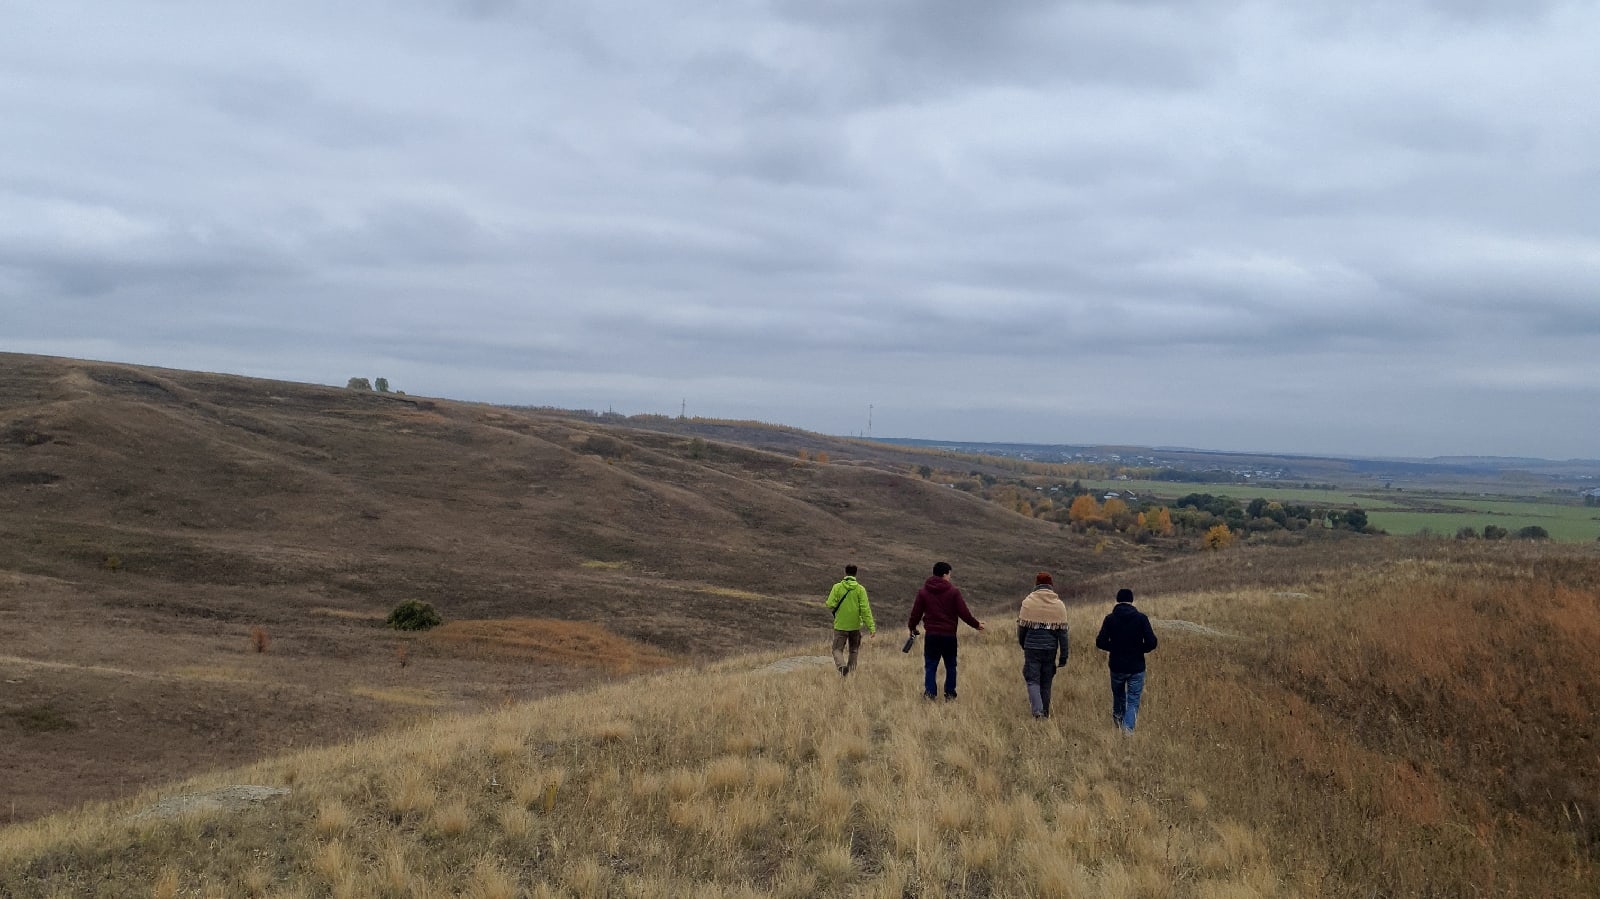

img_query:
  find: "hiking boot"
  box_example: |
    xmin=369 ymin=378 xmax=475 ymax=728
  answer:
xmin=838 ymin=666 xmax=848 ymax=677
xmin=944 ymin=693 xmax=957 ymax=702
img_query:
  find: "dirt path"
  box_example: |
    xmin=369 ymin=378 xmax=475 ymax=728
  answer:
xmin=0 ymin=653 xmax=166 ymax=682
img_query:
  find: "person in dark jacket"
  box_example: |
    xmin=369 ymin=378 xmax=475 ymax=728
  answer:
xmin=907 ymin=561 xmax=984 ymax=700
xmin=1095 ymin=587 xmax=1158 ymax=732
xmin=1017 ymin=572 xmax=1070 ymax=719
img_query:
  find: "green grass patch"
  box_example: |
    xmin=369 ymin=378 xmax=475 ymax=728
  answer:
xmin=1368 ymin=503 xmax=1600 ymax=542
xmin=1075 ymin=480 xmax=1600 ymax=540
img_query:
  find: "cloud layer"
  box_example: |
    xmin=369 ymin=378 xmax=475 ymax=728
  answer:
xmin=5 ymin=0 xmax=1598 ymax=457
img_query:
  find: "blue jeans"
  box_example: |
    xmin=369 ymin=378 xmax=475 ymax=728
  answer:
xmin=923 ymin=634 xmax=959 ymax=697
xmin=1110 ymin=671 xmax=1146 ymax=731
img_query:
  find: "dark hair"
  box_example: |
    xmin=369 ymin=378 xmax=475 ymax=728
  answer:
xmin=844 ymin=564 xmax=858 ymax=576
xmin=933 ymin=561 xmax=952 ymax=577
xmin=1116 ymin=588 xmax=1134 ymax=603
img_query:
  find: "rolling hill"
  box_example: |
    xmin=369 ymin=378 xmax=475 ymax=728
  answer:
xmin=2 ymin=538 xmax=1597 ymax=897
xmin=3 ymin=354 xmax=1599 ymax=896
xmin=0 ymin=352 xmax=1133 ymax=821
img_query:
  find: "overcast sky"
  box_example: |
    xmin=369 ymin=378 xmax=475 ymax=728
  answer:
xmin=4 ymin=1 xmax=1598 ymax=459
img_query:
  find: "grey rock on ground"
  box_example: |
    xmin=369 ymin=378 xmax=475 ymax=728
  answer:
xmin=131 ymin=785 xmax=291 ymax=821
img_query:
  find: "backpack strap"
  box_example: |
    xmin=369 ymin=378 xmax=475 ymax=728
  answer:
xmin=830 ymin=583 xmax=858 ymax=626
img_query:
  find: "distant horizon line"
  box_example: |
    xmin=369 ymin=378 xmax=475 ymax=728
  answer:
xmin=4 ymin=349 xmax=1593 ymax=469
xmin=862 ymin=435 xmax=1600 ymax=469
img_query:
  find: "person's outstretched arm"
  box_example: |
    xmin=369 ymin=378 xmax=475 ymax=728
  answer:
xmin=954 ymin=590 xmax=984 ymax=631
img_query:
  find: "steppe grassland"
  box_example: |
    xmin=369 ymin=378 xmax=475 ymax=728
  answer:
xmin=3 ymin=546 xmax=1597 ymax=897
xmin=2 ymin=625 xmax=1279 ymax=897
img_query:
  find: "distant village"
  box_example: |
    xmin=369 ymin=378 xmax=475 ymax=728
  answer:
xmin=885 ymin=438 xmax=1600 ymax=493
xmin=929 ymin=442 xmax=1295 ymax=483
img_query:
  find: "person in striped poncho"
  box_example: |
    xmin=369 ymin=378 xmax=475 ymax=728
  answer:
xmin=1017 ymin=572 xmax=1070 ymax=719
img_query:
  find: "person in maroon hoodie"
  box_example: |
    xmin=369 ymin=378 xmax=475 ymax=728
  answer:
xmin=907 ymin=561 xmax=985 ymax=700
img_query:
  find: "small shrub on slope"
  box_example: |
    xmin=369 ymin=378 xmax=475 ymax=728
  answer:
xmin=387 ymin=600 xmax=442 ymax=631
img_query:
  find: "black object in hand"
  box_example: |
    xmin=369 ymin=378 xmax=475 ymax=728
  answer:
xmin=902 ymin=629 xmax=918 ymax=653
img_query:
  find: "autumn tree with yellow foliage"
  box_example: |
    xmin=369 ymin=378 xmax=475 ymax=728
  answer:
xmin=1139 ymin=507 xmax=1175 ymax=536
xmin=1068 ymin=494 xmax=1102 ymax=524
xmin=1204 ymin=524 xmax=1236 ymax=551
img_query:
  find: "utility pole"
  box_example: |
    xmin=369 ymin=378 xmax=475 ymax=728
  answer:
xmin=680 ymin=398 xmax=686 ymax=419
xmin=867 ymin=404 xmax=873 ymax=440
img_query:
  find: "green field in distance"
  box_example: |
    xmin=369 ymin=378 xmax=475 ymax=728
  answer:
xmin=1079 ymin=480 xmax=1600 ymax=542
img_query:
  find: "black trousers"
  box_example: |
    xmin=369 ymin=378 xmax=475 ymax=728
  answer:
xmin=923 ymin=634 xmax=959 ymax=697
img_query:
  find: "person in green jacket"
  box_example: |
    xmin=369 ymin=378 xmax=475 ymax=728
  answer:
xmin=827 ymin=564 xmax=876 ymax=676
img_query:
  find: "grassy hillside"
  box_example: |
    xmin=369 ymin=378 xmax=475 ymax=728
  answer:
xmin=0 ymin=352 xmax=1138 ymax=821
xmin=3 ymin=541 xmax=1596 ymax=897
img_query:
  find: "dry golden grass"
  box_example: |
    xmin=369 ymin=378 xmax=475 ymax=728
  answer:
xmin=2 ymin=543 xmax=1597 ymax=897
xmin=347 ymin=685 xmax=444 ymax=707
xmin=167 ymin=665 xmax=252 ymax=683
xmin=308 ymin=607 xmax=386 ymax=622
xmin=426 ymin=618 xmax=676 ymax=672
xmin=703 ymin=586 xmax=767 ymax=601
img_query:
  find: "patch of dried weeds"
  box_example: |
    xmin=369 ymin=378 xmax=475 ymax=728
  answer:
xmin=426 ymin=618 xmax=676 ymax=673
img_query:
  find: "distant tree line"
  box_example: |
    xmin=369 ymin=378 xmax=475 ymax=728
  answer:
xmin=1169 ymin=493 xmax=1370 ymax=535
xmin=1150 ymin=468 xmax=1237 ymax=484
xmin=927 ymin=468 xmax=1382 ymax=547
xmin=1146 ymin=469 xmax=1341 ymax=489
xmin=1453 ymin=524 xmax=1549 ymax=541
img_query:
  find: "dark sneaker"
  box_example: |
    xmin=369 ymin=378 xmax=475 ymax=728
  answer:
xmin=923 ymin=692 xmax=937 ymax=701
xmin=839 ymin=666 xmax=848 ymax=677
xmin=944 ymin=693 xmax=957 ymax=702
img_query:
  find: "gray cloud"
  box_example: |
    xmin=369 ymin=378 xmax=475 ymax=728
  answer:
xmin=4 ymin=0 xmax=1599 ymax=457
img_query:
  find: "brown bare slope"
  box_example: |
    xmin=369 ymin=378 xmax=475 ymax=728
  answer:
xmin=0 ymin=352 xmax=1129 ymax=820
